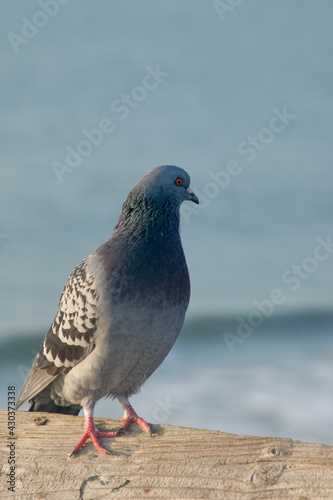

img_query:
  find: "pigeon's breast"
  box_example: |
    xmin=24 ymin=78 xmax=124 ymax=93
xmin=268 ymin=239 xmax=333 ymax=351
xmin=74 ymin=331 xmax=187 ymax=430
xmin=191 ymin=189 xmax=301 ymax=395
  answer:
xmin=84 ymin=229 xmax=191 ymax=396
xmin=100 ymin=226 xmax=191 ymax=310
xmin=96 ymin=297 xmax=187 ymax=396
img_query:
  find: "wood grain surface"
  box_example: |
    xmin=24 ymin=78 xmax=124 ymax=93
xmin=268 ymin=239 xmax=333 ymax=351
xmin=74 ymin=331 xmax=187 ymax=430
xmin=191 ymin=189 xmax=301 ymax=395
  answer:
xmin=1 ymin=410 xmax=333 ymax=499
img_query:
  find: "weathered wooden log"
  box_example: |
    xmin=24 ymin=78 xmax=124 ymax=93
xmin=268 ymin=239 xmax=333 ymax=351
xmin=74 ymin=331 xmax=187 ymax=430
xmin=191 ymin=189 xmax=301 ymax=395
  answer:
xmin=1 ymin=409 xmax=333 ymax=498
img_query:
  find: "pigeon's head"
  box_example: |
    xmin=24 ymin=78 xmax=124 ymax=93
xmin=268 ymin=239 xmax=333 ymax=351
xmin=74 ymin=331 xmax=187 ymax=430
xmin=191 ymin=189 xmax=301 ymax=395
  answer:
xmin=132 ymin=165 xmax=199 ymax=207
xmin=116 ymin=166 xmax=199 ymax=230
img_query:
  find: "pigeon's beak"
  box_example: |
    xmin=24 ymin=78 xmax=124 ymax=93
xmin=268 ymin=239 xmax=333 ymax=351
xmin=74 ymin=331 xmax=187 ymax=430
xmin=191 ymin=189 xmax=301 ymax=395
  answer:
xmin=185 ymin=187 xmax=199 ymax=205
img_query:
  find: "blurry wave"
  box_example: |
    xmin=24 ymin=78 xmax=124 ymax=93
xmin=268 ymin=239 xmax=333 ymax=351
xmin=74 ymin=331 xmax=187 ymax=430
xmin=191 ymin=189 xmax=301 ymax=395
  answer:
xmin=182 ymin=306 xmax=333 ymax=338
xmin=2 ymin=306 xmax=332 ymax=360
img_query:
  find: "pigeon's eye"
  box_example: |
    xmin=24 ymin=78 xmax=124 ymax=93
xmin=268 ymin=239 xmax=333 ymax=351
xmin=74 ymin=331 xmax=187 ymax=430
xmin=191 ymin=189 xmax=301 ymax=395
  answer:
xmin=175 ymin=177 xmax=183 ymax=186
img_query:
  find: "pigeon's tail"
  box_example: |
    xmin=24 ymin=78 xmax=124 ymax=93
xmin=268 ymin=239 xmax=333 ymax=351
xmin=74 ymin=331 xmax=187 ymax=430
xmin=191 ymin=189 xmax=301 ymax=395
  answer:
xmin=29 ymin=398 xmax=81 ymax=415
xmin=28 ymin=382 xmax=81 ymax=415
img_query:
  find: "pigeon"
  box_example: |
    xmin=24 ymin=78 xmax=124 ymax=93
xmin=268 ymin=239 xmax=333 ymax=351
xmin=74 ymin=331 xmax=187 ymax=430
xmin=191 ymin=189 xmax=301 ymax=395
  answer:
xmin=16 ymin=165 xmax=199 ymax=456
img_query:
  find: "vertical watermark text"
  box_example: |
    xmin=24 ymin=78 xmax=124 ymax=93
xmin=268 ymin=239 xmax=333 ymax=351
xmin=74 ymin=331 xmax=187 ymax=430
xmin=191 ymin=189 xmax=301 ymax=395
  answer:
xmin=7 ymin=386 xmax=16 ymax=493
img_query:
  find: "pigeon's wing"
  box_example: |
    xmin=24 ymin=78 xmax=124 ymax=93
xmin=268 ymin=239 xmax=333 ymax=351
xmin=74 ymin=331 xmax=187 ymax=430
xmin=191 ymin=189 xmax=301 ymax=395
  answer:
xmin=16 ymin=257 xmax=98 ymax=409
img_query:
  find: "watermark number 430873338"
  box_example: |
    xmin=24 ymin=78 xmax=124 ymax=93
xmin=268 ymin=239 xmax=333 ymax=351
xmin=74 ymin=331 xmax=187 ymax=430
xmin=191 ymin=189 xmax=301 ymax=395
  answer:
xmin=7 ymin=386 xmax=16 ymax=494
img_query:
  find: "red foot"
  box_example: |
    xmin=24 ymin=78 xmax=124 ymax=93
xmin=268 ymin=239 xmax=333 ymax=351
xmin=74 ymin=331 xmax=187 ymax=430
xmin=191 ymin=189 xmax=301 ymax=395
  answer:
xmin=70 ymin=415 xmax=117 ymax=457
xmin=70 ymin=406 xmax=151 ymax=457
xmin=118 ymin=404 xmax=152 ymax=436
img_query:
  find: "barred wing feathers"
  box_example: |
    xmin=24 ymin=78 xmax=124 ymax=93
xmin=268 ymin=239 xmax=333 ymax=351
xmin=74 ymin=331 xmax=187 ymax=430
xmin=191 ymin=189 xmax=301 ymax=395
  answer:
xmin=16 ymin=258 xmax=98 ymax=409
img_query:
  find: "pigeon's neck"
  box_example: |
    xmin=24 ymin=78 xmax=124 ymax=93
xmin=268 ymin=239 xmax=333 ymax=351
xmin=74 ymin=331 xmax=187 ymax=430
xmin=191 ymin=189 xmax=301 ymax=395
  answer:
xmin=96 ymin=196 xmax=187 ymax=288
xmin=114 ymin=196 xmax=180 ymax=236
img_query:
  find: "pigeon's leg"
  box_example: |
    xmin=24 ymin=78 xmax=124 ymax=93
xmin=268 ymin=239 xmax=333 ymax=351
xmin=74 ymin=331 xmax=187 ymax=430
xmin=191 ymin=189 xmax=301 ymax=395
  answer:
xmin=116 ymin=394 xmax=152 ymax=436
xmin=70 ymin=409 xmax=117 ymax=457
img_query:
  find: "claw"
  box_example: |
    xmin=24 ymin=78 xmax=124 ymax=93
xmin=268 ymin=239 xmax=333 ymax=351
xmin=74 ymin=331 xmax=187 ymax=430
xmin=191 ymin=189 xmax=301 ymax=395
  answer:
xmin=117 ymin=403 xmax=151 ymax=435
xmin=70 ymin=404 xmax=151 ymax=457
xmin=69 ymin=414 xmax=116 ymax=457
xmin=115 ymin=428 xmax=126 ymax=436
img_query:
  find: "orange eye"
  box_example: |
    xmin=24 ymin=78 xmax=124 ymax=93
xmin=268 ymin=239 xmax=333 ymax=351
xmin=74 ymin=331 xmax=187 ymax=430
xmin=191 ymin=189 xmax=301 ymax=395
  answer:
xmin=175 ymin=177 xmax=183 ymax=186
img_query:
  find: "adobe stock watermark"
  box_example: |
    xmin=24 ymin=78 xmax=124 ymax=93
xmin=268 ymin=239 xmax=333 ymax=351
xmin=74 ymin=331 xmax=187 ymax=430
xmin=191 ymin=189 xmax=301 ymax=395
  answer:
xmin=0 ymin=233 xmax=8 ymax=244
xmin=223 ymin=235 xmax=333 ymax=353
xmin=237 ymin=107 xmax=296 ymax=162
xmin=17 ymin=348 xmax=38 ymax=384
xmin=213 ymin=0 xmax=244 ymax=22
xmin=52 ymin=64 xmax=169 ymax=183
xmin=181 ymin=106 xmax=296 ymax=224
xmin=151 ymin=396 xmax=179 ymax=424
xmin=7 ymin=0 xmax=70 ymax=54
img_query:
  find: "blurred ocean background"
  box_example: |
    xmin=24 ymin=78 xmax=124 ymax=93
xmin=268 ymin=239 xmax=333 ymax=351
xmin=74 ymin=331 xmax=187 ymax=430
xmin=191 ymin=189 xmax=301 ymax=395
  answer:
xmin=1 ymin=1 xmax=332 ymax=445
